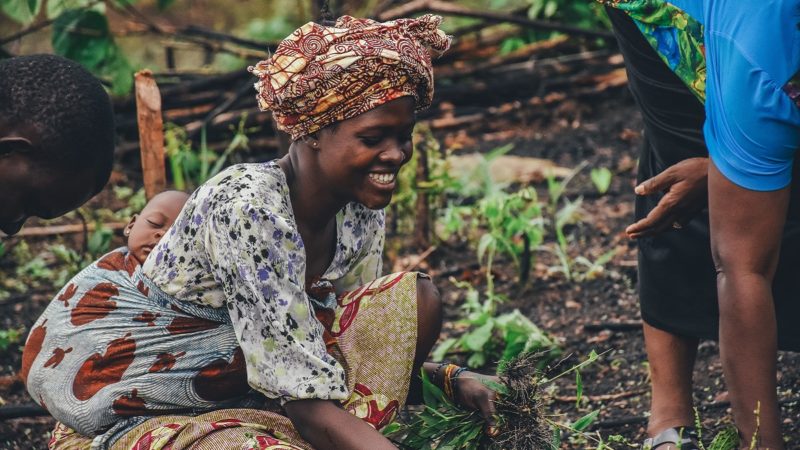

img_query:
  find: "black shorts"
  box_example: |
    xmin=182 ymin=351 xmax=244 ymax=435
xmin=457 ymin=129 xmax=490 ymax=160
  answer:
xmin=607 ymin=6 xmax=800 ymax=350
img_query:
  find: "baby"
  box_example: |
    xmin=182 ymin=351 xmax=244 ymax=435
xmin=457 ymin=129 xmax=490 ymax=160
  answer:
xmin=123 ymin=190 xmax=189 ymax=265
xmin=21 ymin=190 xmax=193 ymax=438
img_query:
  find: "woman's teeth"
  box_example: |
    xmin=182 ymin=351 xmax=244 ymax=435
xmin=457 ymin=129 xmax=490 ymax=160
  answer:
xmin=369 ymin=173 xmax=396 ymax=185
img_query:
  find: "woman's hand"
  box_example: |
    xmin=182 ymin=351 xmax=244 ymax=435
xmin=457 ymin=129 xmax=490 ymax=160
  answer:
xmin=454 ymin=371 xmax=499 ymax=435
xmin=626 ymin=157 xmax=708 ymax=238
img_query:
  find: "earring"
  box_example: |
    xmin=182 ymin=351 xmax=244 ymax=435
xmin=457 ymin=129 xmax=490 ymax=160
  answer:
xmin=311 ymin=141 xmax=319 ymax=148
xmin=124 ymin=229 xmax=130 ymax=236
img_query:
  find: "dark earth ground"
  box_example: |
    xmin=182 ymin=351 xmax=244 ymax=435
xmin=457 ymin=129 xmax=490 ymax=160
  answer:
xmin=1 ymin=87 xmax=798 ymax=449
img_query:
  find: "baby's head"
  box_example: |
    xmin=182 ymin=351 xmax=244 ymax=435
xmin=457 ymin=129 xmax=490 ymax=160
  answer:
xmin=124 ymin=190 xmax=189 ymax=264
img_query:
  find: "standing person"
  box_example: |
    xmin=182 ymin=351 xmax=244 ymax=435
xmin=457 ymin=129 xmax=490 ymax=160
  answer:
xmin=0 ymin=54 xmax=116 ymax=236
xmin=24 ymin=15 xmax=498 ymax=450
xmin=602 ymin=1 xmax=800 ymax=448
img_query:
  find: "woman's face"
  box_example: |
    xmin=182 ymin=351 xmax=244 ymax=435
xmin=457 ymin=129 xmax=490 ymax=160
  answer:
xmin=315 ymin=97 xmax=416 ymax=209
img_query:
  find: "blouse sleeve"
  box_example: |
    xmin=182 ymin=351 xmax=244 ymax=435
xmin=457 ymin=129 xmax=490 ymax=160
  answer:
xmin=702 ymin=7 xmax=800 ymax=191
xmin=205 ymin=199 xmax=348 ymax=402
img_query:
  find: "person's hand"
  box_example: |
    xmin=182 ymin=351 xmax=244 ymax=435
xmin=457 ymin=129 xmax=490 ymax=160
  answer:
xmin=626 ymin=157 xmax=708 ymax=238
xmin=454 ymin=371 xmax=500 ymax=436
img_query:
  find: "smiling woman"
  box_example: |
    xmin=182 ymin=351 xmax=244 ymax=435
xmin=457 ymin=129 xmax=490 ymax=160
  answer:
xmin=23 ymin=14 xmax=500 ymax=450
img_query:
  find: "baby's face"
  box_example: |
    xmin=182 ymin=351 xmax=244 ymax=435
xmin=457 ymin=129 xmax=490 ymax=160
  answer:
xmin=125 ymin=191 xmax=188 ymax=264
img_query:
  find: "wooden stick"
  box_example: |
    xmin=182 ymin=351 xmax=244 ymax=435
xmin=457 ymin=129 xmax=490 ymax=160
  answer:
xmin=135 ymin=70 xmax=167 ymax=200
xmin=12 ymin=222 xmax=128 ymax=238
xmin=402 ymin=246 xmax=438 ymax=272
xmin=0 ymin=404 xmax=49 ymax=420
xmin=554 ymin=388 xmax=647 ymax=403
xmin=380 ymin=0 xmax=614 ymax=40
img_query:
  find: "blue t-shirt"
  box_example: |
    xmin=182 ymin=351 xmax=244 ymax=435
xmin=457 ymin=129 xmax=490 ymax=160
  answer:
xmin=671 ymin=0 xmax=800 ymax=191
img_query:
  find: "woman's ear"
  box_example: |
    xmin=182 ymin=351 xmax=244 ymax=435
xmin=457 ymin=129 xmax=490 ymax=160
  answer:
xmin=0 ymin=136 xmax=33 ymax=158
xmin=302 ymin=132 xmax=320 ymax=149
xmin=124 ymin=215 xmax=137 ymax=237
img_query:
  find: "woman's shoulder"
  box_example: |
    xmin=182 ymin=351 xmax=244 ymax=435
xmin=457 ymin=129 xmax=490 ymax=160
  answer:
xmin=194 ymin=161 xmax=290 ymax=212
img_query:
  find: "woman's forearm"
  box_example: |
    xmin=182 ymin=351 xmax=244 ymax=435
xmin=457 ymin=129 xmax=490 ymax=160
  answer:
xmin=284 ymin=399 xmax=396 ymax=450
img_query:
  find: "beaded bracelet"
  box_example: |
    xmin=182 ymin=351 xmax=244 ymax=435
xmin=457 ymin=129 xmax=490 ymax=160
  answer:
xmin=450 ymin=366 xmax=469 ymax=401
xmin=432 ymin=361 xmax=450 ymax=386
xmin=443 ymin=364 xmax=460 ymax=399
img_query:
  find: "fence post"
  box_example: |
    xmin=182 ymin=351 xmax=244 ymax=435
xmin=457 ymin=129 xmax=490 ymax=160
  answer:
xmin=135 ymin=70 xmax=166 ymax=200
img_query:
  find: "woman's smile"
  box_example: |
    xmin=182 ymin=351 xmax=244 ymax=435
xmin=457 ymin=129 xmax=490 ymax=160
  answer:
xmin=368 ymin=171 xmax=397 ymax=187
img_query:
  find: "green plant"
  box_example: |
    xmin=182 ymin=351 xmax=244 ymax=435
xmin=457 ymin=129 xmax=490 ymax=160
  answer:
xmin=476 ymin=187 xmax=545 ymax=286
xmin=432 ymin=278 xmax=558 ymax=368
xmin=545 ymin=167 xmax=586 ymax=280
xmin=49 ymin=243 xmax=85 ymax=286
xmin=389 ymin=125 xmax=462 ymax=236
xmin=113 ymin=186 xmax=147 ymax=221
xmin=0 ymin=328 xmax=22 ymax=351
xmin=165 ymin=116 xmax=252 ymax=191
xmin=435 ymin=146 xmax=545 ymax=285
xmin=590 ymin=167 xmax=613 ymax=195
xmin=572 ymin=249 xmax=616 ymax=281
xmin=87 ymin=224 xmax=114 ymax=258
xmin=0 ymin=0 xmax=136 ymax=94
xmin=389 ymin=351 xmax=609 ymax=450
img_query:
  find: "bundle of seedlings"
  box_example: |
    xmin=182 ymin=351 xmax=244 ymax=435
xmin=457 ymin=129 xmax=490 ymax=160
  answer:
xmin=387 ymin=351 xmax=600 ymax=450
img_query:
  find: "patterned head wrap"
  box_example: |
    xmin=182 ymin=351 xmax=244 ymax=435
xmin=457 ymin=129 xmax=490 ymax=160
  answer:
xmin=249 ymin=14 xmax=451 ymax=140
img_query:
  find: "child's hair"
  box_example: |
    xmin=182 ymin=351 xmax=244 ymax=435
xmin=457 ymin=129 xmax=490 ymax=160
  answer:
xmin=0 ymin=54 xmax=115 ymax=194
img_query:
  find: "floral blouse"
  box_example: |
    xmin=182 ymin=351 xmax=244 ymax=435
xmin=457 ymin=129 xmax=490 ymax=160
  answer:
xmin=141 ymin=161 xmax=385 ymax=402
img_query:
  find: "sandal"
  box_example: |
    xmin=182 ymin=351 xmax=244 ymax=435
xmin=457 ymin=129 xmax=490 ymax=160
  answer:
xmin=642 ymin=426 xmax=701 ymax=450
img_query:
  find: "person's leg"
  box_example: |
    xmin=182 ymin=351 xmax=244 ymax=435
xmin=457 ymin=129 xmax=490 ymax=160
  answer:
xmin=407 ymin=275 xmax=443 ymax=404
xmin=605 ymin=6 xmax=709 ymax=446
xmin=643 ymin=323 xmax=698 ymax=437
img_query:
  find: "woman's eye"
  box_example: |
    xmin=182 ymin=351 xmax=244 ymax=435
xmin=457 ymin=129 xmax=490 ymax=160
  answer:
xmin=146 ymin=219 xmax=164 ymax=228
xmin=359 ymin=136 xmax=382 ymax=146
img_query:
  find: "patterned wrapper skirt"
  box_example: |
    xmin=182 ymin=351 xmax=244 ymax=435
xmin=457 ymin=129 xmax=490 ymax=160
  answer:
xmin=22 ymin=249 xmax=419 ymax=449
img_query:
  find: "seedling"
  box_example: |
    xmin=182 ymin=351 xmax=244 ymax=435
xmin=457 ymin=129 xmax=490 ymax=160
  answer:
xmin=432 ymin=278 xmax=558 ymax=368
xmin=590 ymin=167 xmax=613 ymax=195
xmin=165 ymin=115 xmax=251 ymax=191
xmin=389 ymin=351 xmax=607 ymax=450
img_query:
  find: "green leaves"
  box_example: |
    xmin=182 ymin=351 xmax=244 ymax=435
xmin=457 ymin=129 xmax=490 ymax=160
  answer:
xmin=1 ymin=0 xmax=42 ymax=25
xmin=53 ymin=9 xmax=111 ymax=69
xmin=0 ymin=327 xmax=23 ymax=351
xmin=157 ymin=0 xmax=176 ymax=10
xmin=388 ymin=368 xmax=486 ymax=450
xmin=432 ymin=280 xmax=558 ymax=368
xmin=87 ymin=224 xmax=113 ymax=257
xmin=464 ymin=320 xmax=494 ymax=352
xmin=590 ymin=167 xmax=613 ymax=194
xmin=571 ymin=410 xmax=599 ymax=432
xmin=46 ymin=0 xmax=92 ymax=19
xmin=52 ymin=8 xmax=133 ymax=95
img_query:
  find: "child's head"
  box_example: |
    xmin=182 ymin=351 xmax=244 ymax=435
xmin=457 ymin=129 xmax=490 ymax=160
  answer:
xmin=0 ymin=54 xmax=116 ymax=236
xmin=124 ymin=190 xmax=190 ymax=264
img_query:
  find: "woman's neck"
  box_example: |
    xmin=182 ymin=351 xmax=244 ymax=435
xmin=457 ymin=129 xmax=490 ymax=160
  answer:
xmin=278 ymin=151 xmax=344 ymax=232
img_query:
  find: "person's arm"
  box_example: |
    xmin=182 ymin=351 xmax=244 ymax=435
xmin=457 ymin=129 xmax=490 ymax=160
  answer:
xmin=285 ymin=399 xmax=397 ymax=450
xmin=707 ymin=161 xmax=788 ymax=446
xmin=626 ymin=157 xmax=708 ymax=238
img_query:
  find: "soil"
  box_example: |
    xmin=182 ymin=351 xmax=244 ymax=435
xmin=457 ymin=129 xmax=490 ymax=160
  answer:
xmin=1 ymin=86 xmax=798 ymax=449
